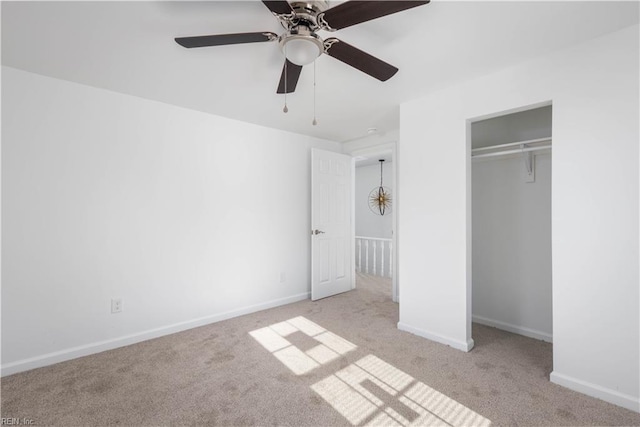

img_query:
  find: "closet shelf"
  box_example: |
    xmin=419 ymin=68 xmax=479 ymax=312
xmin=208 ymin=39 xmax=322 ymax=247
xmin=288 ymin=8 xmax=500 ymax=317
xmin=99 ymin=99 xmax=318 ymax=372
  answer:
xmin=472 ymin=137 xmax=551 ymax=159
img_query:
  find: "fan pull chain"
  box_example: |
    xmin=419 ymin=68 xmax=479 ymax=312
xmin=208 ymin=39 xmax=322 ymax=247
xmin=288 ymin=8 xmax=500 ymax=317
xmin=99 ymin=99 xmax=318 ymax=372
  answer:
xmin=283 ymin=47 xmax=289 ymax=113
xmin=312 ymin=60 xmax=317 ymax=126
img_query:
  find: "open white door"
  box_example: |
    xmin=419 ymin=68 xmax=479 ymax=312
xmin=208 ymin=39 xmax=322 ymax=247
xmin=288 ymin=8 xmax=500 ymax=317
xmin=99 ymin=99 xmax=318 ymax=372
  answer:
xmin=311 ymin=148 xmax=353 ymax=301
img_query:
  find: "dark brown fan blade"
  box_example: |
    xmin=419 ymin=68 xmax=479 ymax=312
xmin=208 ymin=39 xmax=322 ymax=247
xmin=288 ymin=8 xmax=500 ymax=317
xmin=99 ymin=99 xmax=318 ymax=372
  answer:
xmin=277 ymin=59 xmax=303 ymax=94
xmin=324 ymin=38 xmax=398 ymax=81
xmin=320 ymin=1 xmax=429 ymax=30
xmin=175 ymin=32 xmax=277 ymax=48
xmin=262 ymin=0 xmax=294 ymax=15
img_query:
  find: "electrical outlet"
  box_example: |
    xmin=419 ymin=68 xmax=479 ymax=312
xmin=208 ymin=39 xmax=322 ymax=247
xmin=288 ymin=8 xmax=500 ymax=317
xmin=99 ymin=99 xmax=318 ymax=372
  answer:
xmin=111 ymin=298 xmax=123 ymax=314
xmin=279 ymin=272 xmax=286 ymax=283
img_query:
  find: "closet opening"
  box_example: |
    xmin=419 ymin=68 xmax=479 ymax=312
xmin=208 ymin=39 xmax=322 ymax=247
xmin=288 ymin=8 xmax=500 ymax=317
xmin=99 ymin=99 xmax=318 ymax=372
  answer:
xmin=469 ymin=104 xmax=553 ymax=355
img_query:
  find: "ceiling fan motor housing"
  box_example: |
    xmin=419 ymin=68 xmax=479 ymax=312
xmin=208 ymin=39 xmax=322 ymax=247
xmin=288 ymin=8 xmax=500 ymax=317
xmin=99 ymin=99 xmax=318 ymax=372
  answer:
xmin=288 ymin=1 xmax=331 ymax=29
xmin=275 ymin=1 xmax=331 ymax=66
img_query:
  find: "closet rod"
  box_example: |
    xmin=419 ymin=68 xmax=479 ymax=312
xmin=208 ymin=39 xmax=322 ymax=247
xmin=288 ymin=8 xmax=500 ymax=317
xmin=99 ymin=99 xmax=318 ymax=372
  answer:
xmin=472 ymin=144 xmax=551 ymax=159
xmin=471 ymin=137 xmax=552 ymax=154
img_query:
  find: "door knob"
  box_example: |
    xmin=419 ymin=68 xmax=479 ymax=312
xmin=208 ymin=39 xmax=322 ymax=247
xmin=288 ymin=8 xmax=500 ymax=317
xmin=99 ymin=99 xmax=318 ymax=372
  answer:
xmin=312 ymin=229 xmax=325 ymax=235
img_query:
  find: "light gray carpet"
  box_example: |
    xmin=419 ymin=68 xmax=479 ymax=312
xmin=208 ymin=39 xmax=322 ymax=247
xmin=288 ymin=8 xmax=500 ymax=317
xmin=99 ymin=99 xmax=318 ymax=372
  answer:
xmin=2 ymin=272 xmax=640 ymax=426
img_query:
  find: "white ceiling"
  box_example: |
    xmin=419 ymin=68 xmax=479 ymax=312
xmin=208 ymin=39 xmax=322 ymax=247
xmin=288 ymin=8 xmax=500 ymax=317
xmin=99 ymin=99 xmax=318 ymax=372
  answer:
xmin=2 ymin=1 xmax=638 ymax=142
xmin=355 ymin=151 xmax=392 ymax=167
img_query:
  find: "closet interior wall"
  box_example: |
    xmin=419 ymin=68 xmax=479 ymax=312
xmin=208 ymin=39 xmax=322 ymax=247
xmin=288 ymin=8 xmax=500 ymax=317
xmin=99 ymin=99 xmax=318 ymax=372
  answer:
xmin=471 ymin=106 xmax=553 ymax=342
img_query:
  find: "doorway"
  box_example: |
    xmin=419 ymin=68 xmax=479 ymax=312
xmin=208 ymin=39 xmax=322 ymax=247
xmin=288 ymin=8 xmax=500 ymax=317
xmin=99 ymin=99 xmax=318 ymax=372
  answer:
xmin=351 ymin=144 xmax=398 ymax=302
xmin=470 ymin=104 xmax=553 ymax=344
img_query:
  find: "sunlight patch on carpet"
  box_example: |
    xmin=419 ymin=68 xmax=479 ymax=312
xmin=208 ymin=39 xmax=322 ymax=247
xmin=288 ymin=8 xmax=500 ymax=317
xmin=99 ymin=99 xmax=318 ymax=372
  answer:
xmin=312 ymin=355 xmax=492 ymax=426
xmin=249 ymin=316 xmax=357 ymax=375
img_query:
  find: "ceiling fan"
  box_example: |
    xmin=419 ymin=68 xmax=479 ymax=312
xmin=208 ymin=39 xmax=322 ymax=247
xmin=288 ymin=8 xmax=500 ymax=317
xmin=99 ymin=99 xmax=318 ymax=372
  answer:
xmin=175 ymin=1 xmax=430 ymax=94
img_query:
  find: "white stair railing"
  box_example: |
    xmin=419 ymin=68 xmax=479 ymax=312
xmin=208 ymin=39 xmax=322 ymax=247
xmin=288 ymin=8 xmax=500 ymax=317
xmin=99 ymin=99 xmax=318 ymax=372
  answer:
xmin=355 ymin=236 xmax=393 ymax=278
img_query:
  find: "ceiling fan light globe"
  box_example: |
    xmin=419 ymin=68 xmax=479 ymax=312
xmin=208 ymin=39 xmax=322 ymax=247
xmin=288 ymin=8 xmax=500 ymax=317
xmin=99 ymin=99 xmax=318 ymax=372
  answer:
xmin=281 ymin=35 xmax=323 ymax=66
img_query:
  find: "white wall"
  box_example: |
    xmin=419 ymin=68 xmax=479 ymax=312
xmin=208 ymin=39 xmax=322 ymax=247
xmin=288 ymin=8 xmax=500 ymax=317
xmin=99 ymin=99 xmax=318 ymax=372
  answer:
xmin=472 ymin=153 xmax=552 ymax=342
xmin=399 ymin=23 xmax=639 ymax=412
xmin=355 ymin=162 xmax=393 ymax=239
xmin=1 ymin=66 xmax=340 ymax=374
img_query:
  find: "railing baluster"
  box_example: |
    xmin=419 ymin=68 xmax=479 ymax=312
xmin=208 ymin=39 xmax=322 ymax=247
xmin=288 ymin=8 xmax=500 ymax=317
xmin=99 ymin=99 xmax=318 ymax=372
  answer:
xmin=365 ymin=240 xmax=369 ymax=274
xmin=380 ymin=240 xmax=385 ymax=277
xmin=372 ymin=241 xmax=377 ymax=275
xmin=389 ymin=241 xmax=393 ymax=277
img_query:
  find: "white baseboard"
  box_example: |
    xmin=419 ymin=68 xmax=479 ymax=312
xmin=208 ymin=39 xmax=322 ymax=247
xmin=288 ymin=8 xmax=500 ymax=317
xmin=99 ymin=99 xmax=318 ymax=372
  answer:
xmin=472 ymin=314 xmax=553 ymax=343
xmin=397 ymin=322 xmax=474 ymax=352
xmin=550 ymin=371 xmax=640 ymax=413
xmin=1 ymin=292 xmax=310 ymax=377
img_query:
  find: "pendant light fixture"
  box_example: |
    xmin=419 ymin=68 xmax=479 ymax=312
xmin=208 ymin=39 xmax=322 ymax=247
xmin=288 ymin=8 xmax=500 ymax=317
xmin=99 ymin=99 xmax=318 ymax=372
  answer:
xmin=369 ymin=159 xmax=392 ymax=216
